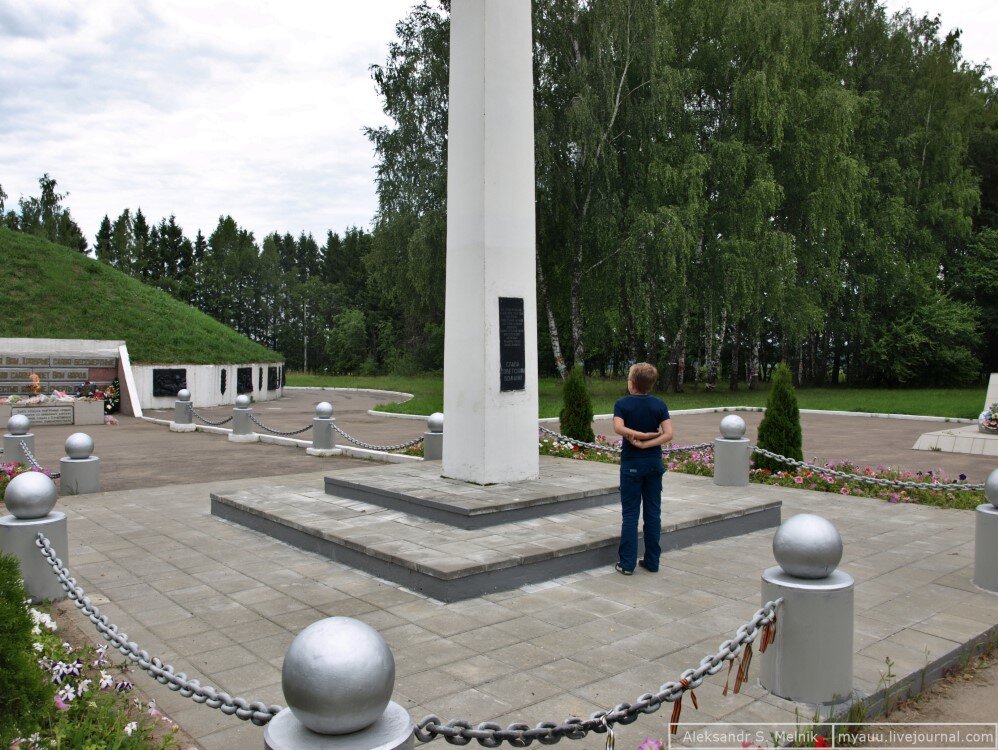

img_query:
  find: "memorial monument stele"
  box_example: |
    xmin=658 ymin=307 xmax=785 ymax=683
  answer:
xmin=443 ymin=0 xmax=540 ymax=484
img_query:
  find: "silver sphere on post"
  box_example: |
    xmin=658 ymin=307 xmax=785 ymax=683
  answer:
xmin=719 ymin=414 xmax=746 ymax=439
xmin=282 ymin=617 xmax=395 ymax=735
xmin=773 ymin=513 xmax=843 ymax=579
xmin=5 ymin=471 xmax=59 ymax=519
xmin=177 ymin=389 xmax=191 ymax=402
xmin=987 ymin=468 xmax=998 ymax=509
xmin=427 ymin=412 xmax=444 ymax=434
xmin=65 ymin=433 xmax=94 ymax=460
xmin=235 ymin=395 xmax=251 ymax=408
xmin=7 ymin=414 xmax=30 ymax=436
xmin=315 ymin=401 xmax=334 ymax=419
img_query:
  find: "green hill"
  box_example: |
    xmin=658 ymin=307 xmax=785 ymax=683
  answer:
xmin=0 ymin=228 xmax=281 ymax=364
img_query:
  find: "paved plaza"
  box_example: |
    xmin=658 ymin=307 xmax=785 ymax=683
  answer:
xmin=17 ymin=389 xmax=994 ymax=749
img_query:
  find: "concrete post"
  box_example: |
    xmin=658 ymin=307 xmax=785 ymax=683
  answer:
xmin=229 ymin=395 xmax=259 ymax=443
xmin=0 ymin=472 xmax=68 ymax=602
xmin=713 ymin=414 xmax=751 ymax=487
xmin=760 ymin=514 xmax=854 ymax=705
xmin=170 ymin=388 xmax=196 ymax=433
xmin=59 ymin=433 xmax=101 ymax=495
xmin=442 ymin=0 xmax=539 ymax=484
xmin=307 ymin=402 xmax=338 ymax=457
xmin=3 ymin=415 xmax=35 ymax=466
xmin=264 ymin=617 xmax=414 ymax=750
xmin=423 ymin=413 xmax=444 ymax=461
xmin=973 ymin=469 xmax=998 ymax=592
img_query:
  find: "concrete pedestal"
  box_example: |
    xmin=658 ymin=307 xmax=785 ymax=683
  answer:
xmin=974 ymin=504 xmax=998 ymax=593
xmin=59 ymin=456 xmax=100 ymax=495
xmin=308 ymin=418 xmax=337 ymax=456
xmin=442 ymin=0 xmax=539 ymax=485
xmin=170 ymin=422 xmax=197 ymax=433
xmin=3 ymin=432 xmax=35 ymax=465
xmin=174 ymin=400 xmax=192 ymax=425
xmin=760 ymin=566 xmax=854 ymax=705
xmin=264 ymin=703 xmax=413 ymax=750
xmin=713 ymin=437 xmax=751 ymax=486
xmin=423 ymin=432 xmax=443 ymax=461
xmin=229 ymin=408 xmax=259 ymax=443
xmin=0 ymin=512 xmax=68 ymax=602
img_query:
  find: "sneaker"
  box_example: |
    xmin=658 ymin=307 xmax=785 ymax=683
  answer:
xmin=614 ymin=563 xmax=633 ymax=576
xmin=638 ymin=560 xmax=658 ymax=573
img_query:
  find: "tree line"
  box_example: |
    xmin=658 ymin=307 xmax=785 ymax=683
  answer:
xmin=3 ymin=0 xmax=995 ymax=387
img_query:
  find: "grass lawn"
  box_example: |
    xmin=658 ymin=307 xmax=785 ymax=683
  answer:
xmin=287 ymin=373 xmax=986 ymax=420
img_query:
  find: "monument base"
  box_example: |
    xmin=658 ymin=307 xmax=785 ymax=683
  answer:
xmin=170 ymin=423 xmax=197 ymax=433
xmin=913 ymin=424 xmax=998 ymax=456
xmin=212 ymin=458 xmax=781 ymax=602
xmin=0 ymin=512 xmax=68 ymax=602
xmin=264 ymin=703 xmax=413 ymax=750
xmin=306 ymin=447 xmax=341 ymax=457
xmin=228 ymin=433 xmax=259 ymax=443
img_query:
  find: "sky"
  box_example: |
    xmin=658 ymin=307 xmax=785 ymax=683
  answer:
xmin=0 ymin=1 xmax=994 ymax=249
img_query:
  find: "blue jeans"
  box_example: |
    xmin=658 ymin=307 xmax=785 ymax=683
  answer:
xmin=618 ymin=458 xmax=665 ymax=572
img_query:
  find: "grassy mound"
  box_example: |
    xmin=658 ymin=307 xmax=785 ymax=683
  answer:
xmin=0 ymin=228 xmax=279 ymax=364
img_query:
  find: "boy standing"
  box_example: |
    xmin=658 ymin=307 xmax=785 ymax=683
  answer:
xmin=612 ymin=363 xmax=673 ymax=575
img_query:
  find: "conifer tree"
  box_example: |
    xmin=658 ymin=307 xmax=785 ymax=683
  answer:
xmin=94 ymin=215 xmax=113 ymax=262
xmin=559 ymin=365 xmax=595 ymax=443
xmin=754 ymin=362 xmax=803 ymax=472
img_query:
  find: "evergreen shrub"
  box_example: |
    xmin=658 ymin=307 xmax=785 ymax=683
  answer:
xmin=755 ymin=362 xmax=803 ymax=472
xmin=559 ymin=366 xmax=595 ymax=443
xmin=0 ymin=553 xmax=55 ymax=744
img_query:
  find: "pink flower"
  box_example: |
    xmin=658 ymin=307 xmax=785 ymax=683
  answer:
xmin=54 ymin=695 xmax=69 ymax=711
xmin=794 ymin=476 xmax=804 ymax=485
xmin=638 ymin=740 xmax=665 ymax=750
xmin=840 ymin=487 xmax=850 ymax=495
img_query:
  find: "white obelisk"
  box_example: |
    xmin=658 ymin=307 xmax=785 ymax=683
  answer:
xmin=442 ymin=0 xmax=539 ymax=484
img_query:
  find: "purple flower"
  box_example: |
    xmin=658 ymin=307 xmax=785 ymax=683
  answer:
xmin=53 ymin=695 xmax=69 ymax=711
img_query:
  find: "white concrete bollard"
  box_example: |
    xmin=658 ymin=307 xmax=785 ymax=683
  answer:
xmin=973 ymin=469 xmax=998 ymax=592
xmin=423 ymin=413 xmax=443 ymax=461
xmin=307 ymin=403 xmax=339 ymax=457
xmin=3 ymin=414 xmax=35 ymax=466
xmin=170 ymin=389 xmax=196 ymax=433
xmin=229 ymin=395 xmax=259 ymax=443
xmin=0 ymin=472 xmax=68 ymax=602
xmin=713 ymin=415 xmax=751 ymax=487
xmin=264 ymin=617 xmax=414 ymax=750
xmin=760 ymin=513 xmax=854 ymax=705
xmin=59 ymin=433 xmax=101 ymax=495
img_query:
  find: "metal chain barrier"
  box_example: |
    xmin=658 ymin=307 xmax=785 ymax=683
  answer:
xmin=415 ymin=598 xmax=782 ymax=745
xmin=249 ymin=413 xmax=314 ymax=437
xmin=751 ymin=446 xmax=985 ymax=492
xmin=34 ymin=532 xmax=283 ymax=725
xmin=19 ymin=439 xmax=60 ymax=479
xmin=331 ymin=423 xmax=424 ymax=452
xmin=187 ymin=403 xmax=234 ymax=427
xmin=538 ymin=427 xmax=712 ymax=456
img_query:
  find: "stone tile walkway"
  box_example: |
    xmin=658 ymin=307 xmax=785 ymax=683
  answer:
xmin=49 ymin=461 xmax=998 ymax=749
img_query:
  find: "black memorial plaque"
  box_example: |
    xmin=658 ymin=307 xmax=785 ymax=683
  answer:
xmin=267 ymin=366 xmax=278 ymax=391
xmin=220 ymin=368 xmax=227 ymax=394
xmin=498 ymin=297 xmax=526 ymax=392
xmin=237 ymin=367 xmax=253 ymax=395
xmin=152 ymin=368 xmax=188 ymax=397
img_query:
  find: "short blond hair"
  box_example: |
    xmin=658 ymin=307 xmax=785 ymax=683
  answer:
xmin=628 ymin=363 xmax=658 ymax=394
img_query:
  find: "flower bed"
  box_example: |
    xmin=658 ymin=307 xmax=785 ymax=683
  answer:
xmin=539 ymin=434 xmax=985 ymax=511
xmin=980 ymin=402 xmax=998 ymax=434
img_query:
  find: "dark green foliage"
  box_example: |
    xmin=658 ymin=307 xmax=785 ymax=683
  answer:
xmin=0 ymin=554 xmax=54 ymax=744
xmin=559 ymin=366 xmax=595 ymax=443
xmin=755 ymin=363 xmax=803 ymax=472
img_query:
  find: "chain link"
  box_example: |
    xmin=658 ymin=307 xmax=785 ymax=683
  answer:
xmin=751 ymin=446 xmax=985 ymax=492
xmin=34 ymin=533 xmax=283 ymax=725
xmin=249 ymin=413 xmax=314 ymax=436
xmin=415 ymin=599 xmax=782 ymax=745
xmin=19 ymin=439 xmax=60 ymax=479
xmin=538 ymin=427 xmax=712 ymax=456
xmin=331 ymin=423 xmax=425 ymax=452
xmin=187 ymin=403 xmax=233 ymax=427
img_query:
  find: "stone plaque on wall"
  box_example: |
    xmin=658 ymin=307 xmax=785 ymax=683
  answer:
xmin=12 ymin=406 xmax=74 ymax=425
xmin=267 ymin=366 xmax=278 ymax=391
xmin=152 ymin=368 xmax=188 ymax=397
xmin=498 ymin=297 xmax=526 ymax=392
xmin=237 ymin=367 xmax=253 ymax=395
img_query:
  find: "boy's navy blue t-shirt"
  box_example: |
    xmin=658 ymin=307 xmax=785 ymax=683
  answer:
xmin=614 ymin=394 xmax=670 ymax=461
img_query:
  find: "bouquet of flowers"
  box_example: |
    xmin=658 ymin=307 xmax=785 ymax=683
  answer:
xmin=980 ymin=402 xmax=998 ymax=434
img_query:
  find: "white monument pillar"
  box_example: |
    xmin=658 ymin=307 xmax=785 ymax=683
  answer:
xmin=443 ymin=0 xmax=539 ymax=484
